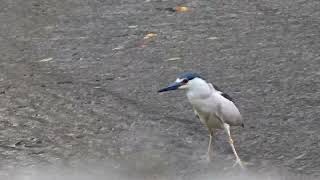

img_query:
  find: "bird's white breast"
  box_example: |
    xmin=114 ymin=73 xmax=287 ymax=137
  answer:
xmin=187 ymin=88 xmax=242 ymax=128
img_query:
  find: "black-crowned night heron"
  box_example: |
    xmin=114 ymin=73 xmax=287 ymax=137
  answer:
xmin=158 ymin=72 xmax=244 ymax=168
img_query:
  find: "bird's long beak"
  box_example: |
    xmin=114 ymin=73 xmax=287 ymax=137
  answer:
xmin=158 ymin=82 xmax=182 ymax=93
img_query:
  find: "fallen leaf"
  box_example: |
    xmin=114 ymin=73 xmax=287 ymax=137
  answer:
xmin=207 ymin=37 xmax=219 ymax=40
xmin=128 ymin=25 xmax=138 ymax=29
xmin=112 ymin=46 xmax=124 ymax=51
xmin=294 ymin=153 xmax=306 ymax=160
xmin=39 ymin=57 xmax=53 ymax=62
xmin=166 ymin=57 xmax=181 ymax=61
xmin=175 ymin=6 xmax=190 ymax=12
xmin=143 ymin=32 xmax=157 ymax=39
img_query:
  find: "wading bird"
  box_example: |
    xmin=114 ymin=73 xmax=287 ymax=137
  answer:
xmin=158 ymin=72 xmax=244 ymax=168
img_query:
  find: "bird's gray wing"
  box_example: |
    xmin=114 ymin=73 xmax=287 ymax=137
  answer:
xmin=219 ymin=92 xmax=234 ymax=102
xmin=208 ymin=82 xmax=222 ymax=92
xmin=208 ymin=83 xmax=234 ymax=102
xmin=215 ymin=102 xmax=244 ymax=127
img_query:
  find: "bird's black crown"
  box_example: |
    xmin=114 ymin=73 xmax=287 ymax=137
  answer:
xmin=178 ymin=72 xmax=204 ymax=80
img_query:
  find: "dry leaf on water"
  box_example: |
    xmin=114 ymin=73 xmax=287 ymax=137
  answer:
xmin=175 ymin=6 xmax=190 ymax=12
xmin=143 ymin=32 xmax=157 ymax=39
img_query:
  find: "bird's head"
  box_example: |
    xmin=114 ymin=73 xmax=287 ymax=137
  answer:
xmin=158 ymin=72 xmax=207 ymax=93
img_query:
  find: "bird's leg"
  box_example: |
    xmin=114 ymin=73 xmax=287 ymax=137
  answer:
xmin=206 ymin=129 xmax=214 ymax=161
xmin=223 ymin=123 xmax=244 ymax=169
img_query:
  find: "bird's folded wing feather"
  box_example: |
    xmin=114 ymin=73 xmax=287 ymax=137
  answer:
xmin=208 ymin=83 xmax=234 ymax=102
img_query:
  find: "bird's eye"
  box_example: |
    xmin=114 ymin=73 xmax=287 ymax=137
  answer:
xmin=182 ymin=79 xmax=189 ymax=84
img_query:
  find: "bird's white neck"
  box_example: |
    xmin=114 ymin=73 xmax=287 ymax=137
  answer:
xmin=186 ymin=78 xmax=212 ymax=99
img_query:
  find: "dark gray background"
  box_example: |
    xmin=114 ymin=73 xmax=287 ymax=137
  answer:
xmin=0 ymin=0 xmax=319 ymax=179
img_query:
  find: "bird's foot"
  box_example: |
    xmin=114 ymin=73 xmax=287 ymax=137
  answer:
xmin=206 ymin=153 xmax=212 ymax=162
xmin=232 ymin=158 xmax=245 ymax=169
xmin=206 ymin=150 xmax=214 ymax=162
